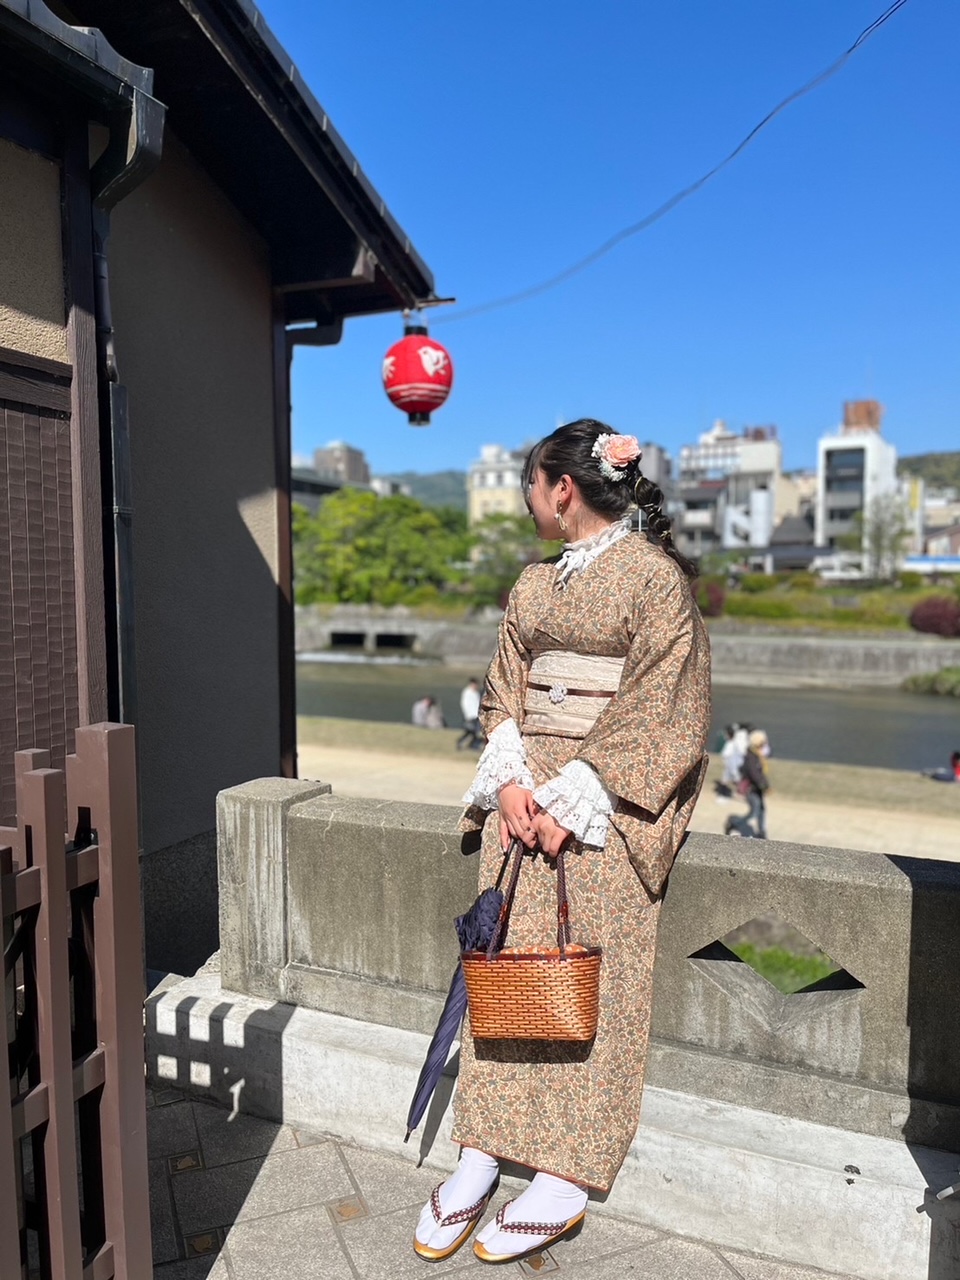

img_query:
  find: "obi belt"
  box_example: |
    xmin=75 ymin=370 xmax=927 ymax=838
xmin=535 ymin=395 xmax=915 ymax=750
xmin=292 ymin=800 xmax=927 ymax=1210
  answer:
xmin=522 ymin=651 xmax=625 ymax=739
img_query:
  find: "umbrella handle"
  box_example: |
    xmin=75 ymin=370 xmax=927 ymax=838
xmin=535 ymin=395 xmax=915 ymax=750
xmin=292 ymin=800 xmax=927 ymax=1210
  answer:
xmin=493 ymin=842 xmax=513 ymax=892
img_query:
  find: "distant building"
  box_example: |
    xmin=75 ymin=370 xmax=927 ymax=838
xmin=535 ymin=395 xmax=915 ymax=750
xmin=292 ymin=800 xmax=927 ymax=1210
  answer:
xmin=675 ymin=421 xmax=793 ymax=557
xmin=925 ymin=523 xmax=960 ymax=557
xmin=679 ymin=420 xmax=780 ymax=484
xmin=814 ymin=402 xmax=898 ymax=550
xmin=922 ymin=486 xmax=960 ymax=532
xmin=314 ymin=441 xmax=371 ymax=486
xmin=291 ymin=467 xmax=342 ymax=515
xmin=637 ymin=442 xmax=673 ymax=493
xmin=899 ymin=473 xmax=925 ymax=555
xmin=467 ymin=444 xmax=529 ymax=526
xmin=370 ymin=477 xmax=412 ymax=498
xmin=675 ymin=480 xmax=727 ymax=559
xmin=783 ymin=470 xmax=818 ymax=518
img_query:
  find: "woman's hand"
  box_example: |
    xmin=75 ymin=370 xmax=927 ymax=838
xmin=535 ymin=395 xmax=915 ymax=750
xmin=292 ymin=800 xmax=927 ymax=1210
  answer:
xmin=498 ymin=784 xmax=539 ymax=850
xmin=532 ymin=811 xmax=572 ymax=858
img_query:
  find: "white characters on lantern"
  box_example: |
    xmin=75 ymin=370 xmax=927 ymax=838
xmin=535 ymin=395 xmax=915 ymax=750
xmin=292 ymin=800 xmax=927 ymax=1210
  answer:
xmin=381 ymin=355 xmax=396 ymax=383
xmin=418 ymin=345 xmax=449 ymax=378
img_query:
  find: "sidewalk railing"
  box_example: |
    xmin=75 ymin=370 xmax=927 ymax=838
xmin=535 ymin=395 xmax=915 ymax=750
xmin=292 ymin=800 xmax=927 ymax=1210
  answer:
xmin=0 ymin=724 xmax=150 ymax=1280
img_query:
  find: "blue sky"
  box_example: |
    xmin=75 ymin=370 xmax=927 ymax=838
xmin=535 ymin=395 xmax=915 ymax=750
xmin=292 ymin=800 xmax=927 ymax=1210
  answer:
xmin=257 ymin=0 xmax=959 ymax=477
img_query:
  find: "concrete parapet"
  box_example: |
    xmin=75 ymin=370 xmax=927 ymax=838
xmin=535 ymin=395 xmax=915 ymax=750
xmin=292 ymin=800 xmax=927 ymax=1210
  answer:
xmin=217 ymin=781 xmax=960 ymax=1154
xmin=219 ymin=786 xmax=475 ymax=1034
xmin=654 ymin=837 xmax=960 ymax=1152
xmin=217 ymin=777 xmax=332 ymax=1000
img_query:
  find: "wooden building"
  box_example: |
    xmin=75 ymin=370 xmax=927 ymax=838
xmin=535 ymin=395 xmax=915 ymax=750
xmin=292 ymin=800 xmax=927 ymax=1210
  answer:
xmin=0 ymin=0 xmax=437 ymax=971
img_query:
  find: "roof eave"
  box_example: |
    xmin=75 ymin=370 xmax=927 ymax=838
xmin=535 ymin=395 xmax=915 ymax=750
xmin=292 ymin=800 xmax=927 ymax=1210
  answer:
xmin=190 ymin=0 xmax=436 ymax=308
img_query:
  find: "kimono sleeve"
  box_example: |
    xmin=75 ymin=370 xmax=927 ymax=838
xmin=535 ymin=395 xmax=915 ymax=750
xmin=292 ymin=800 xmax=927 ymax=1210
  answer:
xmin=578 ymin=558 xmax=711 ymax=818
xmin=478 ymin=580 xmax=531 ymax=736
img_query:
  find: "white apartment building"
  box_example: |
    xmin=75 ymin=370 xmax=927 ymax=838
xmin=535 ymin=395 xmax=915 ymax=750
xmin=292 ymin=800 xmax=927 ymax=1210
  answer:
xmin=814 ymin=402 xmax=898 ymax=550
xmin=467 ymin=444 xmax=529 ymax=525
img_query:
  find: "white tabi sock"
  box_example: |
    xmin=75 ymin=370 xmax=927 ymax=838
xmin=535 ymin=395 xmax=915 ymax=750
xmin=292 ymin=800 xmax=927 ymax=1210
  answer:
xmin=415 ymin=1146 xmax=499 ymax=1251
xmin=475 ymin=1170 xmax=588 ymax=1256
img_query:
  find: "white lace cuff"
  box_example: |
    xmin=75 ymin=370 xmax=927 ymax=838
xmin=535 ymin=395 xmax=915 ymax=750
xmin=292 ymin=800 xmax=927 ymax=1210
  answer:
xmin=532 ymin=759 xmax=615 ymax=848
xmin=462 ymin=719 xmax=535 ymax=809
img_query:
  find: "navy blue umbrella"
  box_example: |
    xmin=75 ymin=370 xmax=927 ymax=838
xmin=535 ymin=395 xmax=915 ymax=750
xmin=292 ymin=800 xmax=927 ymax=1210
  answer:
xmin=404 ymin=879 xmax=507 ymax=1141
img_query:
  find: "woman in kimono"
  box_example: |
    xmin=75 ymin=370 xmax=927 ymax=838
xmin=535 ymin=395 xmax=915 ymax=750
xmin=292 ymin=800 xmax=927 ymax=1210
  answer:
xmin=414 ymin=419 xmax=711 ymax=1264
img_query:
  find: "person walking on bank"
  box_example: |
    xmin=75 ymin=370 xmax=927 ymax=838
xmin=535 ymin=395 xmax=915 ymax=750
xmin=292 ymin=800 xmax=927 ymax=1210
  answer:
xmin=412 ymin=419 xmax=711 ymax=1265
xmin=725 ymin=729 xmax=770 ymax=838
xmin=716 ymin=722 xmax=744 ymax=800
xmin=456 ymin=677 xmax=484 ymax=751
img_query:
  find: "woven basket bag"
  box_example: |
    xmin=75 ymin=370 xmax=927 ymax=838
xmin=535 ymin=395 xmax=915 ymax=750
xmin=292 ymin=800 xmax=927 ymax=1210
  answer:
xmin=461 ymin=840 xmax=602 ymax=1041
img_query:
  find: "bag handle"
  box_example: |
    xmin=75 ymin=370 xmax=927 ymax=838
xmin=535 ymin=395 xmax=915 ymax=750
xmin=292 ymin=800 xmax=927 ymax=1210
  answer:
xmin=486 ymin=838 xmax=573 ymax=960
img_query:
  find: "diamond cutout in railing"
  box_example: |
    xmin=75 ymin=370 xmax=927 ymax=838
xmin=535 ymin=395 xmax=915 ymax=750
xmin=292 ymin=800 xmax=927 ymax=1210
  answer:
xmin=689 ymin=911 xmax=863 ymax=996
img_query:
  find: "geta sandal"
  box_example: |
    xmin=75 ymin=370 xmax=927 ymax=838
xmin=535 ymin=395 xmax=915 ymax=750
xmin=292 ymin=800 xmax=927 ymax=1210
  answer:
xmin=472 ymin=1201 xmax=586 ymax=1263
xmin=412 ymin=1182 xmax=496 ymax=1262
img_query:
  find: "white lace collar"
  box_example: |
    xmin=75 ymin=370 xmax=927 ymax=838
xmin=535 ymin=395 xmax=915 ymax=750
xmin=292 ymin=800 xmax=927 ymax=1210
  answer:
xmin=555 ymin=515 xmax=632 ymax=588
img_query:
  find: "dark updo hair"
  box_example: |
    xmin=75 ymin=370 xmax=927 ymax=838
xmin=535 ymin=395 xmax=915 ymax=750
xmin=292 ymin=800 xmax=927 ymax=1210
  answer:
xmin=521 ymin=418 xmax=698 ymax=579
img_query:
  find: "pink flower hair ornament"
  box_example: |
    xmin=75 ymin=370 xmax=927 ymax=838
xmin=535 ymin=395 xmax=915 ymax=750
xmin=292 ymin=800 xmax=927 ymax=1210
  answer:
xmin=591 ymin=433 xmax=642 ymax=482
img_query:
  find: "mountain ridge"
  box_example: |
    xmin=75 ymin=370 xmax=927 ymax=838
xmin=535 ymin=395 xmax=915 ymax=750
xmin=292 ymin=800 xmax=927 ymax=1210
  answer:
xmin=379 ymin=469 xmax=467 ymax=510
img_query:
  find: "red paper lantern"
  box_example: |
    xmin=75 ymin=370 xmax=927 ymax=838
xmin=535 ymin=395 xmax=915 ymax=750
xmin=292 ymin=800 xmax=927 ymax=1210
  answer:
xmin=382 ymin=325 xmax=453 ymax=426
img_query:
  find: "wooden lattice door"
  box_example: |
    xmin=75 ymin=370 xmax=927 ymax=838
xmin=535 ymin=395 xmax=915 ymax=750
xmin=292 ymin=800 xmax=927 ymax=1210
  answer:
xmin=0 ymin=350 xmax=78 ymax=825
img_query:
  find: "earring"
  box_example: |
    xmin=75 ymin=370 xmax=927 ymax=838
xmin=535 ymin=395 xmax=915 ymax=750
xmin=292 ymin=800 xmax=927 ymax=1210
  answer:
xmin=555 ymin=506 xmax=568 ymax=533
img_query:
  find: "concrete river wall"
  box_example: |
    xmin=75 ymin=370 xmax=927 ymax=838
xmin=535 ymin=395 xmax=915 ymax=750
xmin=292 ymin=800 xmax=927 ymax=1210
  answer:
xmin=295 ymin=605 xmax=960 ymax=687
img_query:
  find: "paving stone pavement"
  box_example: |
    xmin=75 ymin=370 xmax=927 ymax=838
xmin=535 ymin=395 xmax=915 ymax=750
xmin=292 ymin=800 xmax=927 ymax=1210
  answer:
xmin=149 ymin=1091 xmax=861 ymax=1280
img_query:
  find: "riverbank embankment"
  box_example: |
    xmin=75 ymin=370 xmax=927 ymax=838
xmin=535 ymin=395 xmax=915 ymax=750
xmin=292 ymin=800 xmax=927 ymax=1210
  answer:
xmin=296 ymin=605 xmax=960 ymax=687
xmin=296 ymin=717 xmax=960 ymax=862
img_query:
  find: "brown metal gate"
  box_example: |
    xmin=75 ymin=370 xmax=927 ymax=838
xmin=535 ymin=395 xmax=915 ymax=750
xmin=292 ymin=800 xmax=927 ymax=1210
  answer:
xmin=0 ymin=723 xmax=151 ymax=1279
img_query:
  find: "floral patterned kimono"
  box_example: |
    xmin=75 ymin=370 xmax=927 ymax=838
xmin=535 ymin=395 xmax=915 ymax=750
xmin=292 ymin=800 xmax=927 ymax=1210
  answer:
xmin=452 ymin=519 xmax=711 ymax=1191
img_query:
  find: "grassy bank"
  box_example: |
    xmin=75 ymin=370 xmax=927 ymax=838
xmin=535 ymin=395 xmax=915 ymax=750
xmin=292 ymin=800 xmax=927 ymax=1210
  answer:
xmin=699 ymin=577 xmax=960 ymax=632
xmin=725 ymin=942 xmax=837 ymax=995
xmin=902 ymin=666 xmax=960 ymax=697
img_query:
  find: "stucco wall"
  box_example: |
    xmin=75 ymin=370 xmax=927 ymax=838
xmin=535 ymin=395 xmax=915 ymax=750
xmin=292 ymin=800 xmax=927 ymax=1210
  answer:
xmin=0 ymin=137 xmax=67 ymax=361
xmin=109 ymin=133 xmax=281 ymax=859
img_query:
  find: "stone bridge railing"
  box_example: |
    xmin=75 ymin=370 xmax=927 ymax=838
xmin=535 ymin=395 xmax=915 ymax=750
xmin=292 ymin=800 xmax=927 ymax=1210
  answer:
xmin=147 ymin=779 xmax=960 ymax=1280
xmin=214 ymin=781 xmax=960 ymax=1155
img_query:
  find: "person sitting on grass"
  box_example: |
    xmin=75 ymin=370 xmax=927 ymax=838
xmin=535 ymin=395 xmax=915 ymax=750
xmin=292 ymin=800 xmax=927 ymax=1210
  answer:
xmin=922 ymin=750 xmax=960 ymax=783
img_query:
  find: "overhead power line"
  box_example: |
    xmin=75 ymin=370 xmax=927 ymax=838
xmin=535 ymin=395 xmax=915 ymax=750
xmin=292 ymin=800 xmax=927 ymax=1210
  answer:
xmin=434 ymin=0 xmax=911 ymax=326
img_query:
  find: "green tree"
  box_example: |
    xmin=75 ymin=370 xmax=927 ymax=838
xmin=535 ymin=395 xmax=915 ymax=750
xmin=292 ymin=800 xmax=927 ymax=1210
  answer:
xmin=469 ymin=513 xmax=560 ymax=607
xmin=293 ymin=490 xmax=471 ymax=605
xmin=838 ymin=494 xmax=911 ymax=580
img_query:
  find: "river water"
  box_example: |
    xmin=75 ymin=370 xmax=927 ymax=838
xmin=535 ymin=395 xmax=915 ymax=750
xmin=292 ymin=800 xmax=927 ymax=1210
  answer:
xmin=296 ymin=657 xmax=959 ymax=773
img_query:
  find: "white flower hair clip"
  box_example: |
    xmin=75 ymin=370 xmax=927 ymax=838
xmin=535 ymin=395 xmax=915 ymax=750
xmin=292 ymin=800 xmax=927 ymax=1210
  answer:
xmin=591 ymin=433 xmax=642 ymax=482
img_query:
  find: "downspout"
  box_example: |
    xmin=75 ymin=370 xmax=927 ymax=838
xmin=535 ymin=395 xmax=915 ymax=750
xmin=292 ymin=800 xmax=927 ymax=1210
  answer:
xmin=89 ymin=86 xmax=166 ymax=725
